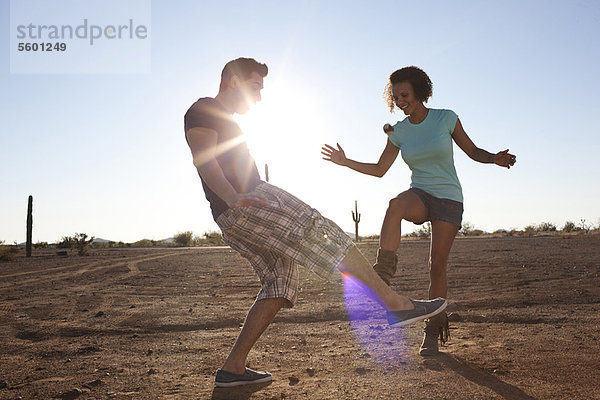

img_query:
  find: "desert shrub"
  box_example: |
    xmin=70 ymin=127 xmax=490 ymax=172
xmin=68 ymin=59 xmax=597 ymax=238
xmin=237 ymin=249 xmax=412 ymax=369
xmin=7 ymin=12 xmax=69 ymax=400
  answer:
xmin=536 ymin=222 xmax=557 ymax=232
xmin=203 ymin=231 xmax=223 ymax=245
xmin=131 ymin=239 xmax=158 ymax=247
xmin=91 ymin=241 xmax=108 ymax=248
xmin=174 ymin=231 xmax=194 ymax=247
xmin=579 ymin=219 xmax=590 ymax=232
xmin=57 ymin=233 xmax=94 ymax=255
xmin=562 ymin=221 xmax=577 ymax=232
xmin=191 ymin=231 xmax=224 ymax=246
xmin=73 ymin=233 xmax=95 ymax=256
xmin=460 ymin=222 xmax=481 ymax=236
xmin=362 ymin=234 xmax=380 ymax=240
xmin=0 ymin=243 xmax=19 ymax=262
xmin=409 ymin=222 xmax=431 ymax=239
xmin=57 ymin=236 xmax=74 ymax=249
xmin=33 ymin=241 xmax=49 ymax=249
xmin=460 ymin=222 xmax=471 ymax=236
xmin=522 ymin=225 xmax=537 ymax=236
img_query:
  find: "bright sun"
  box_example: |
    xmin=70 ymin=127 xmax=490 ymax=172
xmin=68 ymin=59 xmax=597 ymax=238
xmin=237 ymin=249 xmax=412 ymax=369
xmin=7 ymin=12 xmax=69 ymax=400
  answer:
xmin=235 ymin=80 xmax=323 ymax=184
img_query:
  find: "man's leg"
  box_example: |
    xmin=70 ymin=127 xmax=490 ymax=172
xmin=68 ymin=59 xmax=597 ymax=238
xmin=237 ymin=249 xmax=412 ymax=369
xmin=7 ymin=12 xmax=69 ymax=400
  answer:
xmin=338 ymin=247 xmax=447 ymax=326
xmin=338 ymin=246 xmax=414 ymax=311
xmin=221 ymin=297 xmax=287 ymax=374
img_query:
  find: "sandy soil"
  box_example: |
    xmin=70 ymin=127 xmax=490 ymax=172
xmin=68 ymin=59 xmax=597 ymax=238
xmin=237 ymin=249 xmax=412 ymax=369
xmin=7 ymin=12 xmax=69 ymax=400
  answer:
xmin=0 ymin=235 xmax=599 ymax=400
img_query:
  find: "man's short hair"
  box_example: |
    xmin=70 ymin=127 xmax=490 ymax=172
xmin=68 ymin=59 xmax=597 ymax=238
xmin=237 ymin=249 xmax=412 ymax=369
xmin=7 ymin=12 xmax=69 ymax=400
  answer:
xmin=219 ymin=58 xmax=268 ymax=92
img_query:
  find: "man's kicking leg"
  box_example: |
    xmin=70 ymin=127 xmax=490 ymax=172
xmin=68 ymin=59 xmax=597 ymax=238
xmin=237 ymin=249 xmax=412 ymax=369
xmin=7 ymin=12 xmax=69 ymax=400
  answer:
xmin=338 ymin=247 xmax=446 ymax=326
xmin=215 ymin=297 xmax=286 ymax=387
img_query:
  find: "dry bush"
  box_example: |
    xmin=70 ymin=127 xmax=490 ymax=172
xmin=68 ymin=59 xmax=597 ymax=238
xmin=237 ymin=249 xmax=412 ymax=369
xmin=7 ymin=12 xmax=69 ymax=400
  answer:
xmin=409 ymin=222 xmax=431 ymax=239
xmin=73 ymin=233 xmax=95 ymax=256
xmin=0 ymin=242 xmax=19 ymax=262
xmin=195 ymin=231 xmax=224 ymax=246
xmin=174 ymin=231 xmax=194 ymax=247
xmin=56 ymin=233 xmax=95 ymax=255
xmin=131 ymin=239 xmax=158 ymax=248
xmin=562 ymin=221 xmax=578 ymax=232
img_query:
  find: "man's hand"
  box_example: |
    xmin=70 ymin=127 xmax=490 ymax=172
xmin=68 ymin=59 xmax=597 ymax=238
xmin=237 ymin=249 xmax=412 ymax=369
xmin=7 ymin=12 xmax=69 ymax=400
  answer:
xmin=494 ymin=149 xmax=517 ymax=169
xmin=228 ymin=193 xmax=270 ymax=208
xmin=321 ymin=143 xmax=348 ymax=166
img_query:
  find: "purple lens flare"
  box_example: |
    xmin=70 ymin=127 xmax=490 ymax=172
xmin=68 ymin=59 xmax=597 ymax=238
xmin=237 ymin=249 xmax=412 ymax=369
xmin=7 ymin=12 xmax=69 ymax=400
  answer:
xmin=342 ymin=272 xmax=410 ymax=365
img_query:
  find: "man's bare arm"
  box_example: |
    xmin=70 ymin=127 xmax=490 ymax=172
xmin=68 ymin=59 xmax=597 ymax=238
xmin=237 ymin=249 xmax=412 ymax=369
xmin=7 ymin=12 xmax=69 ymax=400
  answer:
xmin=185 ymin=127 xmax=268 ymax=207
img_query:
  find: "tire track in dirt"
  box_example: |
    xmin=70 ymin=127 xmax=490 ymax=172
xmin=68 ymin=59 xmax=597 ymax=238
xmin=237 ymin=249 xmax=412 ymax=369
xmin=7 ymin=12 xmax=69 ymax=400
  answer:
xmin=8 ymin=376 xmax=73 ymax=389
xmin=56 ymin=252 xmax=180 ymax=338
xmin=0 ymin=260 xmax=101 ymax=279
xmin=6 ymin=252 xmax=179 ymax=342
xmin=2 ymin=252 xmax=176 ymax=288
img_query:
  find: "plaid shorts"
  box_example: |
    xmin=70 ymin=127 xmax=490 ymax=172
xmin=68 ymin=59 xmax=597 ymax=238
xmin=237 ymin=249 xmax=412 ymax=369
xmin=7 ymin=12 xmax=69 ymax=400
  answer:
xmin=215 ymin=182 xmax=355 ymax=307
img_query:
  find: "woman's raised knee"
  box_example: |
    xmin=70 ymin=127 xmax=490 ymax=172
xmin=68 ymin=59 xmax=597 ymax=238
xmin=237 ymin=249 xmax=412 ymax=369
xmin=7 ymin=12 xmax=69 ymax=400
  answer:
xmin=387 ymin=197 xmax=407 ymax=217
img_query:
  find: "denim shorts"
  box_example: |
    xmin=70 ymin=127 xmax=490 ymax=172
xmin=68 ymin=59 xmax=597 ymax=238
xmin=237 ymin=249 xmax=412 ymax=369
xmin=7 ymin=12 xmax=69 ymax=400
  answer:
xmin=408 ymin=187 xmax=464 ymax=228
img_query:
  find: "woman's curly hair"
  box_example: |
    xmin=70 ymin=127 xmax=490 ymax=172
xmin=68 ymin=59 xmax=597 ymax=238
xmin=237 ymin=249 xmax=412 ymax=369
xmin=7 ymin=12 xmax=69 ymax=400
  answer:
xmin=384 ymin=66 xmax=433 ymax=113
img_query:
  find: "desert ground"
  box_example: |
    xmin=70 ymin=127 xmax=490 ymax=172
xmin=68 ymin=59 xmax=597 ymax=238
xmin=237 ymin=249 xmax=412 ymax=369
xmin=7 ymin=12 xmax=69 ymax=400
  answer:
xmin=0 ymin=235 xmax=599 ymax=400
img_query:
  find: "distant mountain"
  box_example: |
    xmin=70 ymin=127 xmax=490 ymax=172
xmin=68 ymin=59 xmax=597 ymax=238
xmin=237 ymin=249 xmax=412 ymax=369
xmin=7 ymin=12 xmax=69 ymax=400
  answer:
xmin=92 ymin=238 xmax=111 ymax=243
xmin=159 ymin=237 xmax=174 ymax=243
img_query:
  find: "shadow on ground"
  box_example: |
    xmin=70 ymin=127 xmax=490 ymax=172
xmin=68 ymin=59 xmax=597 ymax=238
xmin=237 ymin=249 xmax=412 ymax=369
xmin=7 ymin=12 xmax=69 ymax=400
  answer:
xmin=211 ymin=381 xmax=273 ymax=400
xmin=423 ymin=353 xmax=537 ymax=400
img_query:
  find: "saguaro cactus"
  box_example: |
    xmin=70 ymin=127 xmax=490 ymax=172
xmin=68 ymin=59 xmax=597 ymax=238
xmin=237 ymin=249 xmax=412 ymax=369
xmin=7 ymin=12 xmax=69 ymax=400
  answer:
xmin=26 ymin=195 xmax=33 ymax=257
xmin=352 ymin=200 xmax=361 ymax=242
xmin=265 ymin=163 xmax=269 ymax=183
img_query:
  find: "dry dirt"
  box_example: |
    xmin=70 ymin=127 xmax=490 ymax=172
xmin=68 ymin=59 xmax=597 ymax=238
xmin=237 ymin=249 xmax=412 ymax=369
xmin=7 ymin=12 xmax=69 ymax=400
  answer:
xmin=1 ymin=235 xmax=599 ymax=400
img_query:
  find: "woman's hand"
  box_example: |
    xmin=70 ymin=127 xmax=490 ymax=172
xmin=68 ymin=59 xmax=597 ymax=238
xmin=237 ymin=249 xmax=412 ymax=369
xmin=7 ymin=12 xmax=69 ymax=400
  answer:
xmin=321 ymin=143 xmax=348 ymax=166
xmin=494 ymin=149 xmax=517 ymax=169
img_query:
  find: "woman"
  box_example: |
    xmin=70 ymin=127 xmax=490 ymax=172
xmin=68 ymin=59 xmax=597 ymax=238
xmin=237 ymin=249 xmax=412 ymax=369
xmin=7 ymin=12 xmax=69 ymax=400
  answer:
xmin=321 ymin=66 xmax=516 ymax=355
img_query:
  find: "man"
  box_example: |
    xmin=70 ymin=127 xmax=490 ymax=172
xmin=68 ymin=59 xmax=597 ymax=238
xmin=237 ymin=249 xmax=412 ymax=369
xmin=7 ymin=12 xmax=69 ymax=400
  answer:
xmin=184 ymin=57 xmax=447 ymax=387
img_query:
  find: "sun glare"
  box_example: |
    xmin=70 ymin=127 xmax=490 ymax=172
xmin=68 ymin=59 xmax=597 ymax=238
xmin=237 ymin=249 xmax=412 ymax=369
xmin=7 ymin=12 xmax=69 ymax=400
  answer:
xmin=236 ymin=80 xmax=323 ymax=184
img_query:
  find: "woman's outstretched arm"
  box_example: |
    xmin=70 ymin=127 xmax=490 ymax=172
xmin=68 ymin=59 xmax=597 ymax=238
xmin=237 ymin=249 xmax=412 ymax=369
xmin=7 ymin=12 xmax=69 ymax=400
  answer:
xmin=321 ymin=138 xmax=400 ymax=177
xmin=452 ymin=118 xmax=516 ymax=168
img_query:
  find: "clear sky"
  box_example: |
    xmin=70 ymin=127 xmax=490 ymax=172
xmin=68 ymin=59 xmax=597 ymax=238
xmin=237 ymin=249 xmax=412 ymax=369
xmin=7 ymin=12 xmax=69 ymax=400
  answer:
xmin=1 ymin=0 xmax=599 ymax=244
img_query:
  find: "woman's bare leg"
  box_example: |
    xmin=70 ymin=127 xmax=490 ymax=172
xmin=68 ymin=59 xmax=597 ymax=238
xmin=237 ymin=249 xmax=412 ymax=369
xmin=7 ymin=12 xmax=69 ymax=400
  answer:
xmin=379 ymin=190 xmax=428 ymax=251
xmin=428 ymin=220 xmax=460 ymax=298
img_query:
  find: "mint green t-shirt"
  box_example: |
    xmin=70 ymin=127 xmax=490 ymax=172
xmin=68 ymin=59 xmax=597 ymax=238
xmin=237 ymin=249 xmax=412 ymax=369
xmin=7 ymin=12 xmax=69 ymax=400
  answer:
xmin=388 ymin=108 xmax=463 ymax=203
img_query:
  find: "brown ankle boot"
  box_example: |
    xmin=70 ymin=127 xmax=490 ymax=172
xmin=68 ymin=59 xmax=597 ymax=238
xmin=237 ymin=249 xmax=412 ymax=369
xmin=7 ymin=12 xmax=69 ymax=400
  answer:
xmin=373 ymin=249 xmax=398 ymax=286
xmin=419 ymin=312 xmax=449 ymax=356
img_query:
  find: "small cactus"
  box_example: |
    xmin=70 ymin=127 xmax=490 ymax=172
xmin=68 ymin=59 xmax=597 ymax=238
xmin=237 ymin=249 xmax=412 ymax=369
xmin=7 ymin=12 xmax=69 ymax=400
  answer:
xmin=352 ymin=200 xmax=361 ymax=242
